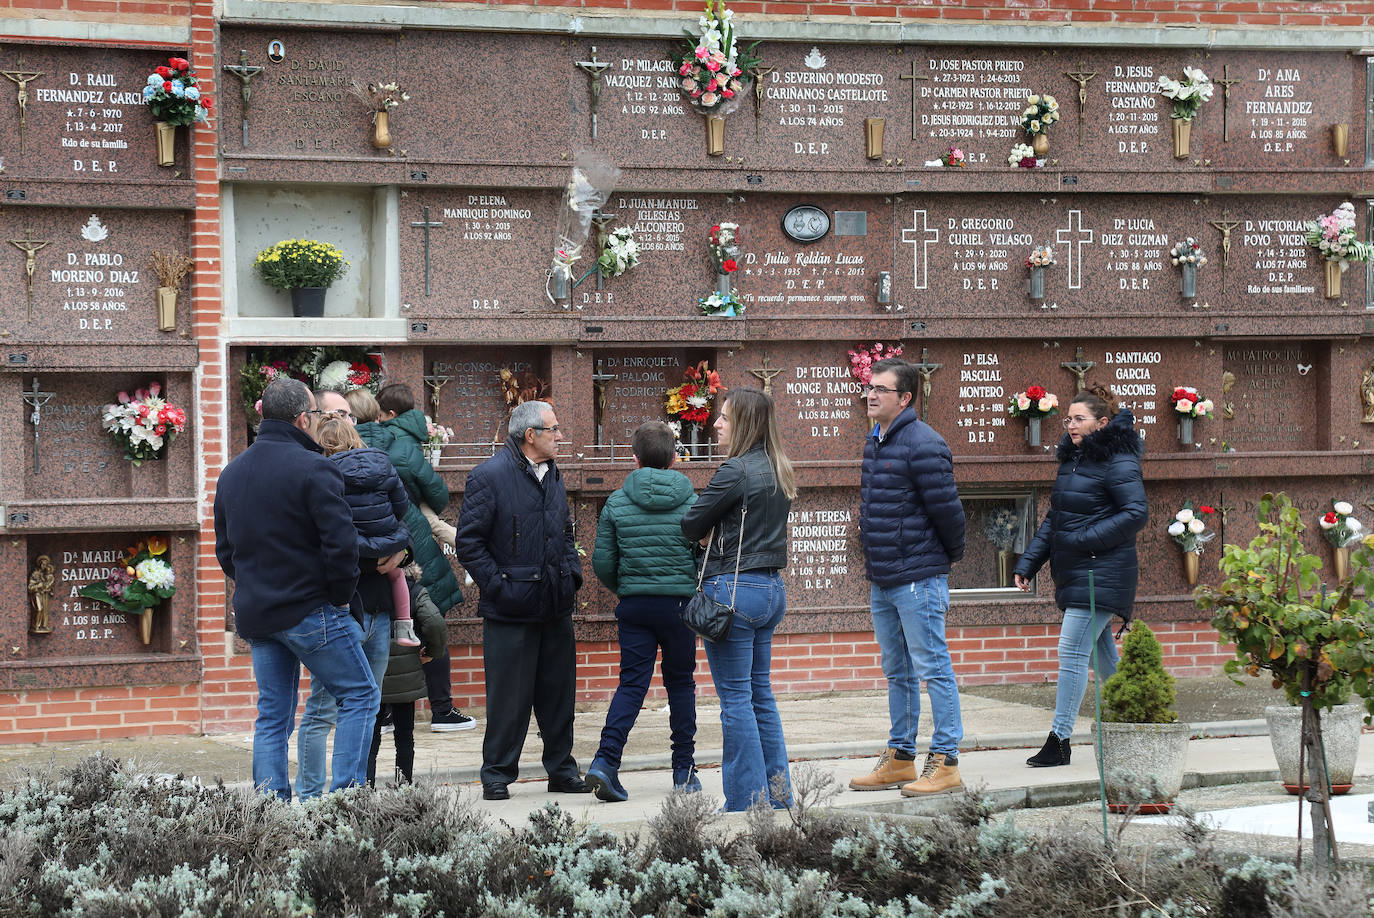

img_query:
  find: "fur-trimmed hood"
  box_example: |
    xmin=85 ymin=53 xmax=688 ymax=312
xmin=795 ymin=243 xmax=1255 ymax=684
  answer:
xmin=1055 ymin=408 xmax=1143 ymax=464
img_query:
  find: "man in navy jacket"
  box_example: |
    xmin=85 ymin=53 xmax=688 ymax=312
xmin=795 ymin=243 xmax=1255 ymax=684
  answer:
xmin=214 ymin=377 xmax=379 ymax=800
xmin=455 ymin=399 xmax=586 ymax=801
xmin=850 ymin=358 xmax=967 ymax=798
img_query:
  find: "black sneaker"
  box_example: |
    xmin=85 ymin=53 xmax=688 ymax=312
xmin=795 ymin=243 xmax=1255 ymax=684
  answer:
xmin=378 ymin=708 xmax=395 ymax=736
xmin=430 ymin=709 xmax=477 ymax=733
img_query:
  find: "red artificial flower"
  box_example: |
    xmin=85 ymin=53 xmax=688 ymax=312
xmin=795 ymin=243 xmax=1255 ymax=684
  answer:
xmin=1324 ymin=511 xmax=1339 ymax=524
xmin=155 ymin=66 xmax=172 ymax=78
xmin=348 ymin=362 xmax=372 ymax=387
xmin=201 ymin=97 xmax=212 ymax=109
xmin=1026 ymin=385 xmax=1046 ymax=399
xmin=684 ymin=364 xmax=701 ymax=381
xmin=162 ymin=81 xmax=173 ymax=92
xmin=1199 ymin=505 xmax=1216 ymax=514
xmin=169 ymin=57 xmax=190 ymax=71
xmin=679 ymin=382 xmax=698 ymax=399
xmin=722 ymin=259 xmax=738 ymax=273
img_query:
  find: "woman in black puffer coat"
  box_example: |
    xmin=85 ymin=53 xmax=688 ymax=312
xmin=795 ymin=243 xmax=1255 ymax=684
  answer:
xmin=1013 ymin=385 xmax=1147 ymax=767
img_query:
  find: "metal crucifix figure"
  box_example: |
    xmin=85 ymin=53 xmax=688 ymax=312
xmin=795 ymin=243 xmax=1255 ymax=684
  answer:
xmin=222 ymin=49 xmax=264 ymax=148
xmin=575 ymin=47 xmax=612 ymax=140
xmin=1 ymin=56 xmax=43 ymax=157
xmin=22 ymin=377 xmax=54 ymax=474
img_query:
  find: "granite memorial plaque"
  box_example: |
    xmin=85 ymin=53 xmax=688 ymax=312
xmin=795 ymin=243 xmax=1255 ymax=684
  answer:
xmin=1221 ymin=342 xmax=1320 ymax=451
xmin=425 ymin=345 xmax=548 ymax=452
xmin=782 ymin=488 xmax=867 ymax=613
xmin=593 ymin=349 xmax=687 ymax=449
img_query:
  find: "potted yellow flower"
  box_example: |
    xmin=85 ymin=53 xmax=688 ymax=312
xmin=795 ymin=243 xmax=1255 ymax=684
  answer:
xmin=253 ymin=239 xmax=350 ymax=317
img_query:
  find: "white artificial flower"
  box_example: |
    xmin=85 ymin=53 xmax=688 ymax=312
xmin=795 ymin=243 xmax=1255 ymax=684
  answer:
xmin=317 ymin=360 xmax=352 ymax=391
xmin=1320 ymin=516 xmax=1337 ymax=530
xmin=1168 ymin=521 xmax=1186 ymax=537
xmin=136 ymin=558 xmax=176 ymax=591
xmin=1188 ymin=518 xmax=1206 ymax=534
xmin=1334 ymin=500 xmax=1354 ymax=516
xmin=1348 ymin=517 xmax=1363 ymax=532
xmin=1176 ymin=508 xmax=1195 ymax=523
xmin=1182 ymin=66 xmax=1209 ymax=84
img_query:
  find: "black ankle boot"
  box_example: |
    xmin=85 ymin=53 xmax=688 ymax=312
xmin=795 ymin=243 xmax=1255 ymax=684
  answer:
xmin=1026 ymin=731 xmax=1071 ymax=767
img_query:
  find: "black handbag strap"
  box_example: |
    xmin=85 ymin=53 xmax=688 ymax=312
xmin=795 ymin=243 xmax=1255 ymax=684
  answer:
xmin=695 ymin=506 xmax=747 ymax=607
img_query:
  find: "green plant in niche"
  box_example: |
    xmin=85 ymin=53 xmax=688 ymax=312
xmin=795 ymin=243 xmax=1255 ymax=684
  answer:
xmin=1100 ymin=621 xmax=1178 ymax=724
xmin=253 ymin=239 xmax=349 ymax=291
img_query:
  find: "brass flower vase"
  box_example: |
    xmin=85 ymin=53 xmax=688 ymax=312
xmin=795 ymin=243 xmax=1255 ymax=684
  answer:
xmin=997 ymin=549 xmax=1016 ymax=588
xmin=157 ymin=286 xmax=177 ymax=331
xmin=1325 ymin=260 xmax=1342 ymax=299
xmin=139 ymin=608 xmax=155 ymax=645
xmin=372 ymin=111 xmax=392 ymax=149
xmin=1333 ymin=545 xmax=1351 ymax=581
xmin=1183 ymin=550 xmax=1200 ymax=586
xmin=706 ymin=115 xmax=725 ymax=156
xmin=1172 ymin=118 xmax=1190 ymax=159
xmin=1332 ymin=123 xmax=1349 ymax=158
xmin=155 ymin=122 xmax=176 ymax=167
xmin=864 ymin=117 xmax=884 ymax=159
xmin=1031 ymin=133 xmax=1049 ymax=156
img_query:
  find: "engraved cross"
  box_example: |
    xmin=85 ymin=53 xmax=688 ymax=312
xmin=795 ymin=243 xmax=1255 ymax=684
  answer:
xmin=1054 ymin=210 xmax=1093 ymax=290
xmin=901 ymin=210 xmax=939 ymax=290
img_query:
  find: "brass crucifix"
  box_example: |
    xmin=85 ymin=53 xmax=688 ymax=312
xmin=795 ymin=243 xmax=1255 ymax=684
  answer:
xmin=1 ymin=56 xmax=43 ymax=157
xmin=9 ymin=228 xmax=49 ymax=319
xmin=422 ymin=364 xmax=452 ymax=416
xmin=222 ymin=49 xmax=265 ymax=148
xmin=1210 ymin=211 xmax=1241 ymax=293
xmin=911 ymin=347 xmax=942 ymax=421
xmin=1060 ymin=346 xmax=1096 ymax=392
xmin=748 ymin=356 xmax=784 ymax=395
xmin=1214 ymin=64 xmax=1242 ymax=143
xmin=1064 ymin=61 xmax=1096 ymax=144
xmin=747 ymin=64 xmax=775 ymax=140
xmin=574 ymin=47 xmax=613 ymax=140
xmin=900 ymin=59 xmax=929 ymax=141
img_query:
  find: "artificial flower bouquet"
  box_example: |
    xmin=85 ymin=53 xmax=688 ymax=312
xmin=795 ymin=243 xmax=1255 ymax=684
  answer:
xmin=351 ymin=79 xmax=410 ymax=112
xmin=1008 ymin=143 xmax=1037 ymax=168
xmin=984 ymin=506 xmax=1020 ymax=552
xmin=1319 ymin=500 xmax=1364 ymax=548
xmin=670 ymin=0 xmax=760 ymax=116
xmin=940 ymin=146 xmax=967 ymax=168
xmin=253 ymin=239 xmax=349 ymax=291
xmin=1169 ymin=238 xmax=1208 ymax=268
xmin=1305 ymin=201 xmax=1373 ymax=268
xmin=425 ymin=416 xmax=455 ymax=447
xmin=101 ymin=382 xmax=187 ymax=465
xmin=240 ymin=347 xmax=384 ymax=420
xmin=143 ymin=56 xmax=211 ymax=126
xmin=1026 ymin=245 xmax=1056 ymax=268
xmin=79 ymin=537 xmax=176 ymax=613
xmin=698 ymin=290 xmax=744 ymax=316
xmin=1157 ymin=67 xmax=1214 ymax=121
xmin=1169 ymin=385 xmax=1213 ymax=418
xmin=710 ymin=223 xmax=741 ymax=274
xmin=1167 ymin=502 xmax=1216 ymax=553
xmin=848 ymin=341 xmax=903 ymax=387
xmin=1019 ymin=93 xmax=1059 ymax=135
xmin=597 ymin=226 xmax=640 ymax=278
xmin=1008 ymin=385 xmax=1059 ymax=419
xmin=666 ymin=360 xmax=726 ymax=428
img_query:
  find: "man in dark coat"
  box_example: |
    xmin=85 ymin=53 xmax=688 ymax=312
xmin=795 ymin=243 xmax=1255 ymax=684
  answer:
xmin=214 ymin=377 xmax=379 ymax=800
xmin=850 ymin=358 xmax=967 ymax=798
xmin=455 ymin=399 xmax=587 ymax=801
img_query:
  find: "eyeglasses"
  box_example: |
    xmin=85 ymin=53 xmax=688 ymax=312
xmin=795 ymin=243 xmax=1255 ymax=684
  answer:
xmin=1062 ymin=415 xmax=1097 ymax=428
xmin=531 ymin=425 xmax=562 ymax=434
xmin=860 ymin=385 xmax=899 ymax=397
xmin=323 ymin=409 xmax=355 ymax=422
xmin=303 ymin=409 xmax=325 ymax=418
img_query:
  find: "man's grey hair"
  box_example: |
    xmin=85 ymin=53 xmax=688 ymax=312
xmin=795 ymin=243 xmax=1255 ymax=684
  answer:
xmin=261 ymin=377 xmax=311 ymax=422
xmin=509 ymin=400 xmax=551 ymax=441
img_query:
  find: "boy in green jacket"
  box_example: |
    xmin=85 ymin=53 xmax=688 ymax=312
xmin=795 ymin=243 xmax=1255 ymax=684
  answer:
xmin=586 ymin=422 xmax=701 ymax=802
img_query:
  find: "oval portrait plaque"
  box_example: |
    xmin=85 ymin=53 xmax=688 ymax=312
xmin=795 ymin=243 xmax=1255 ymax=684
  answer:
xmin=781 ymin=204 xmax=830 ymax=244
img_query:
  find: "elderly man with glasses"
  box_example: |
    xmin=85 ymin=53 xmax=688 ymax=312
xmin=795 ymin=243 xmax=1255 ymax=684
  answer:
xmin=849 ymin=357 xmax=967 ymax=798
xmin=455 ymin=399 xmax=587 ymax=801
xmin=214 ymin=377 xmax=379 ymax=800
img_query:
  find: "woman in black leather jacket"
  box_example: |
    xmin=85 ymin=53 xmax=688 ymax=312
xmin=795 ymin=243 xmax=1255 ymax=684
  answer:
xmin=1013 ymin=385 xmax=1147 ymax=768
xmin=681 ymin=387 xmax=796 ymax=811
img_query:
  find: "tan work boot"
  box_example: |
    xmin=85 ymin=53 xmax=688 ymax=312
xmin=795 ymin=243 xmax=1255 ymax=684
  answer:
xmin=900 ymin=752 xmax=963 ymax=797
xmin=848 ymin=747 xmax=917 ymax=791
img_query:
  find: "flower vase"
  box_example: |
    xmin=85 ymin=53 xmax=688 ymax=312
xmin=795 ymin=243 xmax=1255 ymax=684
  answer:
xmin=1031 ymin=133 xmax=1049 ymax=156
xmin=1325 ymin=260 xmax=1342 ymax=299
xmin=424 ymin=442 xmax=442 ymax=469
xmin=1183 ymin=550 xmax=1200 ymax=586
xmin=372 ymin=110 xmax=392 ymax=149
xmin=716 ymin=273 xmax=732 ymax=295
xmin=157 ymin=286 xmax=178 ymax=331
xmin=1026 ymin=416 xmax=1042 ymax=448
xmin=864 ymin=117 xmax=884 ymax=159
xmin=1180 ymin=263 xmax=1197 ymax=298
xmin=289 ymin=286 xmax=327 ymax=318
xmin=138 ymin=608 xmax=155 ymax=645
xmin=1333 ymin=545 xmax=1351 ymax=581
xmin=1028 ymin=266 xmax=1045 ymax=301
xmin=1172 ymin=118 xmax=1190 ymax=159
xmin=1178 ymin=415 xmax=1193 ymax=446
xmin=1332 ymin=122 xmax=1349 ymax=158
xmin=705 ymin=115 xmax=725 ymax=157
xmin=997 ymin=549 xmax=1017 ymax=588
xmin=155 ymin=121 xmax=176 ymax=167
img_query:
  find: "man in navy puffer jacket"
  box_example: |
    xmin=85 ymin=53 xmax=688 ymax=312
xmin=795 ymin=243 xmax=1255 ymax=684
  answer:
xmin=850 ymin=358 xmax=967 ymax=799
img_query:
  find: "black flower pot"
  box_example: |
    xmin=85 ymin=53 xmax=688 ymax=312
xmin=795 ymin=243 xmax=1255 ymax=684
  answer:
xmin=289 ymin=286 xmax=327 ymax=318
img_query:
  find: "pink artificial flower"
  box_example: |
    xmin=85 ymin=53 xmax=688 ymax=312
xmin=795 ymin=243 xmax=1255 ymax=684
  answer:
xmin=1037 ymin=397 xmax=1055 ymax=413
xmin=1016 ymin=395 xmax=1032 ymax=411
xmin=254 ymin=399 xmax=263 ymax=416
xmin=117 ymin=391 xmax=130 ymax=404
xmin=732 ymin=67 xmax=742 ymax=76
xmin=705 ymin=60 xmax=721 ymax=72
xmin=695 ymin=47 xmax=708 ymax=60
xmin=721 ymin=89 xmax=734 ymax=99
xmin=706 ymin=78 xmax=718 ymax=91
xmin=691 ymin=89 xmax=703 ymax=98
xmin=148 ymin=381 xmax=161 ymax=397
xmin=679 ymin=62 xmax=692 ymax=76
xmin=700 ymin=91 xmax=718 ymax=106
xmin=682 ymin=79 xmax=698 ymax=91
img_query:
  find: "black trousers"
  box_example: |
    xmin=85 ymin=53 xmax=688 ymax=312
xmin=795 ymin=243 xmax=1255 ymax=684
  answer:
xmin=422 ymin=649 xmax=453 ymax=713
xmin=481 ymin=616 xmax=579 ymax=785
xmin=367 ymin=701 xmax=416 ymax=787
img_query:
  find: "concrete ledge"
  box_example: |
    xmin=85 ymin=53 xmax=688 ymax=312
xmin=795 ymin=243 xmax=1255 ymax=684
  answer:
xmin=0 ymin=13 xmax=189 ymax=46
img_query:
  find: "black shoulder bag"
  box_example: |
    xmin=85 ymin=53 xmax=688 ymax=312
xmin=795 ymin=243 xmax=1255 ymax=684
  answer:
xmin=681 ymin=503 xmax=746 ymax=643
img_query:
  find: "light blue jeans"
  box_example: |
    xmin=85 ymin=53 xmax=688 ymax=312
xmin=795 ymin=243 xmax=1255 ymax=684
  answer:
xmin=296 ymin=609 xmax=390 ymax=799
xmin=871 ymin=575 xmax=963 ymax=757
xmin=247 ymin=603 xmax=380 ymax=801
xmin=702 ymin=571 xmax=790 ymax=812
xmin=1051 ymin=607 xmax=1119 ymax=739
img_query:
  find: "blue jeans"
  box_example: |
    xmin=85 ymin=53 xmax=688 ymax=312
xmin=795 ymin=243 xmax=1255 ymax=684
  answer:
xmin=297 ymin=610 xmax=390 ymax=799
xmin=1051 ymin=607 xmax=1119 ymax=739
xmin=594 ymin=595 xmax=696 ymax=771
xmin=247 ymin=603 xmax=380 ymax=800
xmin=871 ymin=575 xmax=963 ymax=757
xmin=701 ymin=571 xmax=790 ymax=812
